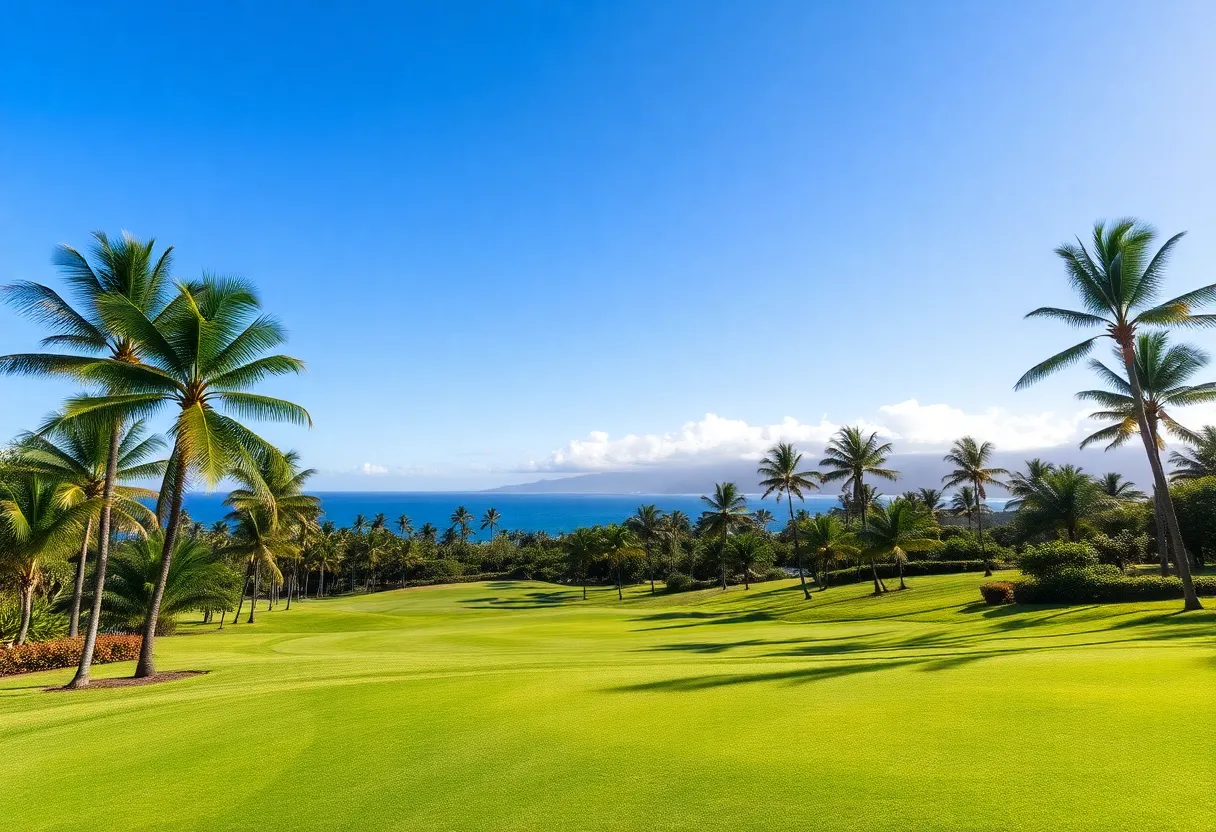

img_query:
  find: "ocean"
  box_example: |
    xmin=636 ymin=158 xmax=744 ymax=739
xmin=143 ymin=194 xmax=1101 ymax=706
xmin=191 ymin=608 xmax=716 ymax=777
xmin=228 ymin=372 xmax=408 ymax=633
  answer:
xmin=181 ymin=491 xmax=847 ymax=535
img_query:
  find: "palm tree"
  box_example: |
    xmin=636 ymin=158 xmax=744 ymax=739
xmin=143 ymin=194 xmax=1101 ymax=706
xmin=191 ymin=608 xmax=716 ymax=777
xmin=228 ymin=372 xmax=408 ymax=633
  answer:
xmin=225 ymin=449 xmax=320 ymax=620
xmin=370 ymin=513 xmax=387 ymax=531
xmin=396 ymin=514 xmax=413 ymax=538
xmin=859 ymin=500 xmax=942 ymax=593
xmin=418 ymin=522 xmax=438 ymax=544
xmin=941 ymin=437 xmax=1009 ymax=576
xmin=950 ymin=486 xmax=982 ymax=531
xmin=480 ymin=507 xmax=502 ymax=541
xmin=450 ymin=506 xmax=474 ymax=544
xmin=1016 ymin=218 xmax=1212 ymax=610
xmin=751 ymin=508 xmax=775 ymax=532
xmin=1 ymin=231 xmax=174 ymax=686
xmin=599 ymin=525 xmax=643 ymax=600
xmin=1007 ymin=465 xmax=1113 ymax=542
xmin=658 ymin=510 xmax=690 ymax=580
xmin=1100 ymin=473 xmax=1147 ymax=501
xmin=700 ymin=482 xmax=751 ymax=590
xmin=562 ymin=527 xmax=602 ymax=600
xmin=1169 ymin=425 xmax=1216 ymax=481
xmin=12 ymin=416 xmax=164 ymax=636
xmin=104 ymin=532 xmax=240 ymax=633
xmin=799 ymin=514 xmax=858 ymax=590
xmin=820 ymin=427 xmax=898 ymax=529
xmin=352 ymin=514 xmax=368 ymax=534
xmin=916 ymin=488 xmax=945 ymax=518
xmin=626 ymin=505 xmax=664 ymax=593
xmin=728 ymin=533 xmax=771 ymax=590
xmin=0 ymin=474 xmax=91 ymax=643
xmin=757 ymin=442 xmax=821 ymax=600
xmin=62 ymin=275 xmax=311 ymax=676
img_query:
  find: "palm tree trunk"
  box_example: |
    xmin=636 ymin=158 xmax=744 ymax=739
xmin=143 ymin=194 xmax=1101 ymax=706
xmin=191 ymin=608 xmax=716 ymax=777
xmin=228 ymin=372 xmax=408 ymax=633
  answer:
xmin=898 ymin=559 xmax=907 ymax=590
xmin=68 ymin=423 xmax=123 ymax=688
xmin=647 ymin=543 xmax=654 ymax=594
xmin=788 ymin=494 xmax=810 ymax=600
xmin=976 ymin=480 xmax=990 ymax=577
xmin=68 ymin=516 xmax=93 ymax=639
xmin=134 ymin=440 xmax=187 ymax=678
xmin=870 ymin=561 xmax=882 ymax=595
xmin=16 ymin=582 xmax=34 ymax=645
xmin=1118 ymin=339 xmax=1202 ymax=609
xmin=1153 ymin=487 xmax=1170 ymax=576
xmin=318 ymin=564 xmax=325 ymax=597
xmin=285 ymin=568 xmax=293 ymax=611
xmin=233 ymin=559 xmax=253 ymax=624
xmin=248 ymin=564 xmax=260 ymax=624
xmin=616 ymin=558 xmax=622 ymax=600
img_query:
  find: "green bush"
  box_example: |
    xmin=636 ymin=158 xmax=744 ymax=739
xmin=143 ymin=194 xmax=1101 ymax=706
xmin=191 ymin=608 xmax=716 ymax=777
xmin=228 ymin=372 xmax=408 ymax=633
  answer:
xmin=1012 ymin=569 xmax=1216 ymax=604
xmin=1016 ymin=541 xmax=1098 ymax=578
xmin=0 ymin=596 xmax=69 ymax=643
xmin=979 ymin=581 xmax=1016 ymax=605
xmin=1087 ymin=530 xmax=1149 ymax=572
xmin=1170 ymin=476 xmax=1216 ymax=566
xmin=761 ymin=567 xmax=790 ymax=583
xmin=938 ymin=533 xmax=1015 ymax=563
xmin=419 ymin=559 xmax=465 ymax=582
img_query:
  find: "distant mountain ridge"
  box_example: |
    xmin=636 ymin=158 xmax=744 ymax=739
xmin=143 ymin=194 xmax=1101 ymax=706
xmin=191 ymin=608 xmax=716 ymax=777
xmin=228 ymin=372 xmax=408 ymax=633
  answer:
xmin=486 ymin=446 xmax=1152 ymax=495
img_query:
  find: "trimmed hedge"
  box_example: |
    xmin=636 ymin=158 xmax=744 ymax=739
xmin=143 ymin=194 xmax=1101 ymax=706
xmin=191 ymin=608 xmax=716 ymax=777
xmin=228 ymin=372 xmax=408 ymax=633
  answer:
xmin=979 ymin=581 xmax=1016 ymax=605
xmin=1009 ymin=569 xmax=1216 ymax=604
xmin=402 ymin=571 xmax=512 ymax=588
xmin=0 ymin=635 xmax=142 ymax=676
xmin=823 ymin=560 xmax=1008 ymax=587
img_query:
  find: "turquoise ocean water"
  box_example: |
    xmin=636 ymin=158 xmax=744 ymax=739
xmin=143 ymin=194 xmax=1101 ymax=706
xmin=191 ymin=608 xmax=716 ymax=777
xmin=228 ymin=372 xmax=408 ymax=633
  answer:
xmin=182 ymin=491 xmax=847 ymax=535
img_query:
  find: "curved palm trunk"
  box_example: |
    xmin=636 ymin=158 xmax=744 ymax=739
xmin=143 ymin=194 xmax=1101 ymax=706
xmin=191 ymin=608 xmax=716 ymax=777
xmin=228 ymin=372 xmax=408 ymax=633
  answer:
xmin=248 ymin=564 xmax=260 ymax=623
xmin=646 ymin=542 xmax=654 ymax=594
xmin=68 ymin=425 xmax=122 ymax=688
xmin=68 ymin=516 xmax=93 ymax=638
xmin=788 ymin=494 xmax=810 ymax=600
xmin=1153 ymin=489 xmax=1170 ymax=576
xmin=318 ymin=564 xmax=325 ymax=597
xmin=134 ymin=443 xmax=187 ymax=678
xmin=616 ymin=558 xmax=623 ymax=600
xmin=870 ymin=561 xmax=882 ymax=595
xmin=1119 ymin=340 xmax=1202 ymax=610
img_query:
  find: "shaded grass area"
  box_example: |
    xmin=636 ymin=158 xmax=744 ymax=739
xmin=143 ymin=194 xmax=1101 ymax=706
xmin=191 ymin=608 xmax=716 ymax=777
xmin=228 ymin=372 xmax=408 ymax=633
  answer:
xmin=2 ymin=574 xmax=1214 ymax=831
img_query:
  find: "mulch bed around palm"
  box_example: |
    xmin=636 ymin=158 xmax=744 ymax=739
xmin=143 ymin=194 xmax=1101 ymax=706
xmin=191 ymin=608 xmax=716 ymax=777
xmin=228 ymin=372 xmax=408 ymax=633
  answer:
xmin=47 ymin=670 xmax=208 ymax=691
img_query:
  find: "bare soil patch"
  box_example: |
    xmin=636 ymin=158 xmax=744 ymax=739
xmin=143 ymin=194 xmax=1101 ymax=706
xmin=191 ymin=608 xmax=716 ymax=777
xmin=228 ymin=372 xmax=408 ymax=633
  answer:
xmin=47 ymin=670 xmax=209 ymax=692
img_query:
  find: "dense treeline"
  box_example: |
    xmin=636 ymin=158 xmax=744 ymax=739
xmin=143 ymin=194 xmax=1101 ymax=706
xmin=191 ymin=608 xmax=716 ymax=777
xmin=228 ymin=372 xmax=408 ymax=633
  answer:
xmin=3 ymin=217 xmax=1216 ymax=678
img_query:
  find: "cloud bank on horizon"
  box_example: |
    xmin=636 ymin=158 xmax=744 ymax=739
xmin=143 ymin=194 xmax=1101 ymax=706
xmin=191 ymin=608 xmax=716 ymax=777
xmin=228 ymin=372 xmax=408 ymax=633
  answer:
xmin=517 ymin=399 xmax=1113 ymax=473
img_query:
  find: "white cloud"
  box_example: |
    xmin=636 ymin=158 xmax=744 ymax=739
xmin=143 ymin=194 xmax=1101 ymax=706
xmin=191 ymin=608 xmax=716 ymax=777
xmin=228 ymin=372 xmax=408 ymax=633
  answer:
xmin=359 ymin=462 xmax=390 ymax=475
xmin=522 ymin=401 xmax=1094 ymax=472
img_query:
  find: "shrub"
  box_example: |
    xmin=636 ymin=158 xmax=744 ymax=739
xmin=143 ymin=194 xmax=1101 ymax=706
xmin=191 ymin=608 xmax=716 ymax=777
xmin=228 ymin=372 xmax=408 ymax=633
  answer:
xmin=663 ymin=572 xmax=695 ymax=593
xmin=1170 ymin=476 xmax=1216 ymax=566
xmin=1087 ymin=530 xmax=1149 ymax=572
xmin=418 ymin=559 xmax=465 ymax=583
xmin=979 ymin=581 xmax=1016 ymax=605
xmin=939 ymin=534 xmax=1015 ymax=564
xmin=0 ymin=596 xmax=69 ymax=644
xmin=1012 ymin=570 xmax=1216 ymax=604
xmin=1016 ymin=541 xmax=1098 ymax=578
xmin=0 ymin=635 xmax=142 ymax=676
xmin=761 ymin=567 xmax=790 ymax=583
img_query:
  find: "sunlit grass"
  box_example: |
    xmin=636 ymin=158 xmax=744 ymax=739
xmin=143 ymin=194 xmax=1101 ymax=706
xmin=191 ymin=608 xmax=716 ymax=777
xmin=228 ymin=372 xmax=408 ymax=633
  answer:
xmin=3 ymin=574 xmax=1214 ymax=831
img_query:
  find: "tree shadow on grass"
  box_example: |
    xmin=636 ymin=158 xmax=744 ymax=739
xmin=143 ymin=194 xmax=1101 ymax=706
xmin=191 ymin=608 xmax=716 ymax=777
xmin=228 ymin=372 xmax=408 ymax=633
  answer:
xmin=610 ymin=658 xmax=925 ymax=692
xmin=459 ymin=590 xmax=579 ymax=610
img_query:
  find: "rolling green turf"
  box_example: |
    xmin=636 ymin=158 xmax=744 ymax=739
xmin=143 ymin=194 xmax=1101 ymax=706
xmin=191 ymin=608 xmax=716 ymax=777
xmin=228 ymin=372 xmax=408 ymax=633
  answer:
xmin=3 ymin=574 xmax=1215 ymax=831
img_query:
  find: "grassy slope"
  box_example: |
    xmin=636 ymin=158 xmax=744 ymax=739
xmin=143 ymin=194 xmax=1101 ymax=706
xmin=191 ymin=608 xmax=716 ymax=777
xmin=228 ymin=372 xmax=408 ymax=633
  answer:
xmin=3 ymin=573 xmax=1214 ymax=831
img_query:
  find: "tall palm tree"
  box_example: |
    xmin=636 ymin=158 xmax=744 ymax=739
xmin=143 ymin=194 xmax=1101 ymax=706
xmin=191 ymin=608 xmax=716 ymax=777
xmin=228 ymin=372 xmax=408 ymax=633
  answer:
xmin=450 ymin=506 xmax=474 ymax=544
xmin=1007 ymin=465 xmax=1113 ymax=542
xmin=941 ymin=437 xmax=1009 ymax=576
xmin=751 ymin=508 xmax=775 ymax=531
xmin=820 ymin=427 xmax=898 ymax=529
xmin=370 ymin=513 xmax=387 ymax=531
xmin=12 ymin=416 xmax=164 ymax=636
xmin=480 ymin=507 xmax=502 ymax=541
xmin=859 ymin=500 xmax=942 ymax=593
xmin=1100 ymin=473 xmax=1147 ymax=501
xmin=799 ymin=514 xmax=859 ymax=590
xmin=396 ymin=514 xmax=413 ymax=538
xmin=418 ymin=522 xmax=438 ymax=544
xmin=562 ymin=527 xmax=602 ymax=600
xmin=62 ymin=275 xmax=311 ymax=676
xmin=1169 ymin=425 xmax=1216 ymax=481
xmin=0 ymin=474 xmax=90 ymax=644
xmin=600 ymin=525 xmax=643 ymax=600
xmin=352 ymin=514 xmax=368 ymax=534
xmin=626 ymin=505 xmax=663 ymax=593
xmin=916 ymin=488 xmax=945 ymax=518
xmin=1 ymin=231 xmax=174 ymax=686
xmin=658 ymin=510 xmax=690 ymax=580
xmin=699 ymin=482 xmax=751 ymax=590
xmin=757 ymin=442 xmax=821 ymax=600
xmin=1016 ymin=219 xmax=1213 ymax=610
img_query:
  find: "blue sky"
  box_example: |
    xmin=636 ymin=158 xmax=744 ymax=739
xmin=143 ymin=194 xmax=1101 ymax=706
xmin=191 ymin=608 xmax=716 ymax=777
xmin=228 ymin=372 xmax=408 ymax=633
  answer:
xmin=3 ymin=1 xmax=1216 ymax=489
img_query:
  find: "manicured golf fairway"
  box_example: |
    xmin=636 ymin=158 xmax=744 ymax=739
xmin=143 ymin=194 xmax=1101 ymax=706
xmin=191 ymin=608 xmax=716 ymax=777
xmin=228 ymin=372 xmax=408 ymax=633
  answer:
xmin=4 ymin=575 xmax=1214 ymax=831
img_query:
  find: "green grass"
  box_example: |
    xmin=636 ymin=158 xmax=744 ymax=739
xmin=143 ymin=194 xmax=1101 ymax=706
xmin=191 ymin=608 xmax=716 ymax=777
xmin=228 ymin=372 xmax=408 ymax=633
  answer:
xmin=3 ymin=573 xmax=1215 ymax=831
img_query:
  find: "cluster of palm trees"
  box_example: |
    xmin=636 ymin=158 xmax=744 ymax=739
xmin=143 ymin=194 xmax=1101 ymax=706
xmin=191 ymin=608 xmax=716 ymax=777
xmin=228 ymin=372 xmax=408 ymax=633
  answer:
xmin=0 ymin=231 xmax=310 ymax=685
